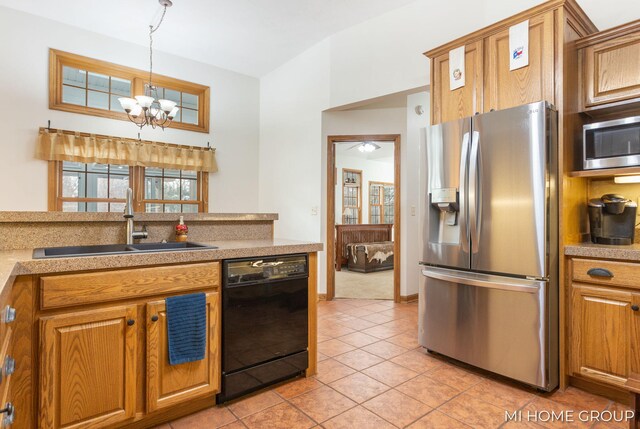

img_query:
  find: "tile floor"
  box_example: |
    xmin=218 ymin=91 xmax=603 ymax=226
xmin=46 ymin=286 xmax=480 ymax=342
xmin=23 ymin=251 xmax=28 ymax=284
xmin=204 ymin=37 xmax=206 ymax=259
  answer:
xmin=162 ymin=299 xmax=630 ymax=429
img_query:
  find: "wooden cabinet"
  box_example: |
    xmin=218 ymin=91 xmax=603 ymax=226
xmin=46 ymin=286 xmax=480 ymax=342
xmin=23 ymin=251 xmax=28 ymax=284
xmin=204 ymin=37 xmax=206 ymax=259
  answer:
xmin=426 ymin=8 xmax=558 ymax=125
xmin=578 ymin=20 xmax=640 ymax=113
xmin=484 ymin=11 xmax=555 ymax=112
xmin=571 ymin=283 xmax=640 ymax=387
xmin=569 ymin=257 xmax=640 ymax=392
xmin=39 ymin=305 xmax=138 ymax=429
xmin=430 ymin=41 xmax=483 ymax=124
xmin=146 ymin=292 xmax=220 ymax=412
xmin=36 ymin=262 xmax=221 ymax=429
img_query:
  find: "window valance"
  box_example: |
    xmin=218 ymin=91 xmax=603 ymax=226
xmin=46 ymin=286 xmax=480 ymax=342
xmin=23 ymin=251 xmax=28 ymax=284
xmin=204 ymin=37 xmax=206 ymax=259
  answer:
xmin=35 ymin=128 xmax=218 ymax=172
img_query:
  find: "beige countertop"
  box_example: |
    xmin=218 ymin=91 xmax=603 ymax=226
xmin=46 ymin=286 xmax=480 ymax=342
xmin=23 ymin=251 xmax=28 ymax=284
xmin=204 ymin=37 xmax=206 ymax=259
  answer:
xmin=0 ymin=239 xmax=323 ymax=293
xmin=565 ymin=242 xmax=640 ymax=262
xmin=0 ymin=211 xmax=278 ymax=223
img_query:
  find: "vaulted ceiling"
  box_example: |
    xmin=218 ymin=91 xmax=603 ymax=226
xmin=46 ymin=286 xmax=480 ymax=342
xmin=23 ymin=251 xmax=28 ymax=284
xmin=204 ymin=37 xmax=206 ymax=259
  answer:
xmin=0 ymin=0 xmax=637 ymax=77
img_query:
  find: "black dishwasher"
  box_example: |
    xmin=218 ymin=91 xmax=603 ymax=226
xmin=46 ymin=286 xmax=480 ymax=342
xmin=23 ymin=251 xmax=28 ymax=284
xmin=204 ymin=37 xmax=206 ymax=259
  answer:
xmin=217 ymin=254 xmax=308 ymax=403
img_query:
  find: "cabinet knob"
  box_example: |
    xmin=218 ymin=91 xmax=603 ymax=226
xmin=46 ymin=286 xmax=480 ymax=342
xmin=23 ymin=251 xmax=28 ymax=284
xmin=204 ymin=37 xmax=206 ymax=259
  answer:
xmin=587 ymin=268 xmax=614 ymax=278
xmin=127 ymin=319 xmax=135 ymax=326
xmin=0 ymin=403 xmax=14 ymax=426
xmin=3 ymin=306 xmax=15 ymax=324
xmin=151 ymin=315 xmax=159 ymax=322
xmin=632 ymin=305 xmax=639 ymax=312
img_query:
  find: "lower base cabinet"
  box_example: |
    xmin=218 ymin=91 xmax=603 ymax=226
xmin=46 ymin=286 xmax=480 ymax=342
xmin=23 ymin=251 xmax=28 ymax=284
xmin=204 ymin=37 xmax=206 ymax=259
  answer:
xmin=39 ymin=305 xmax=138 ymax=429
xmin=146 ymin=292 xmax=220 ymax=412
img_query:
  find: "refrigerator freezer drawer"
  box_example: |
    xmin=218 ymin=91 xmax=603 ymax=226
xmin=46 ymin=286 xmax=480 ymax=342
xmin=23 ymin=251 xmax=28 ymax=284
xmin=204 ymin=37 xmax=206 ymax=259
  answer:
xmin=419 ymin=267 xmax=558 ymax=390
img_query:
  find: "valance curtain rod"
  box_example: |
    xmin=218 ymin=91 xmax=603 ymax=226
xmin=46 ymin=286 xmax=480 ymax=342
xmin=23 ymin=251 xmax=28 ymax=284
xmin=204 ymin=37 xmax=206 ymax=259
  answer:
xmin=35 ymin=127 xmax=218 ymax=172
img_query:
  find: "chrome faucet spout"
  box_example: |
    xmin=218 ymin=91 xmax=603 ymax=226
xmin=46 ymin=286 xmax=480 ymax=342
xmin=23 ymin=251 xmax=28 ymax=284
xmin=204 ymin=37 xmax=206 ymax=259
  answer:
xmin=123 ymin=188 xmax=148 ymax=244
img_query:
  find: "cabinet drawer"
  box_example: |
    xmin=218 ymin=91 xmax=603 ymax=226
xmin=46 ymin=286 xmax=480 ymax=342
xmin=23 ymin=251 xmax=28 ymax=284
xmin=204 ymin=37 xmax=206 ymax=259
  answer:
xmin=40 ymin=262 xmax=220 ymax=309
xmin=572 ymin=258 xmax=640 ymax=289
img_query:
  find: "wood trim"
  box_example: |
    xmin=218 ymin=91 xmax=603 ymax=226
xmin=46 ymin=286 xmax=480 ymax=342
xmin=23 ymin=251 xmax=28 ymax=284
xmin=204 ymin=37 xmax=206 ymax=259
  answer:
xmin=400 ymin=294 xmax=418 ymax=303
xmin=576 ymin=19 xmax=640 ymax=49
xmin=307 ymin=252 xmax=318 ymax=377
xmin=318 ymin=294 xmax=327 ymax=301
xmin=326 ymin=135 xmax=401 ymax=303
xmin=49 ymin=49 xmax=210 ymax=133
xmin=10 ymin=276 xmax=33 ymax=429
xmin=47 ymin=161 xmax=61 ymax=211
xmin=424 ymin=0 xmax=596 ymax=58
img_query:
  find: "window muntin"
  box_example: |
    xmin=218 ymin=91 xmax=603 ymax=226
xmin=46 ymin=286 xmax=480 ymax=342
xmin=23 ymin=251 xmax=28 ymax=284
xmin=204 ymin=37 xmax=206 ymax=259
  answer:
xmin=52 ymin=162 xmax=206 ymax=213
xmin=50 ymin=49 xmax=210 ymax=133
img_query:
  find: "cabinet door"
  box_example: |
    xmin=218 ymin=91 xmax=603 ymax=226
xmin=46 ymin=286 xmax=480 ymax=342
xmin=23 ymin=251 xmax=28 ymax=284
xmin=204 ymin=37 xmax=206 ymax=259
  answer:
xmin=39 ymin=305 xmax=138 ymax=429
xmin=484 ymin=11 xmax=555 ymax=111
xmin=582 ymin=31 xmax=640 ymax=110
xmin=431 ymin=40 xmax=483 ymax=125
xmin=571 ymin=283 xmax=635 ymax=387
xmin=146 ymin=292 xmax=220 ymax=412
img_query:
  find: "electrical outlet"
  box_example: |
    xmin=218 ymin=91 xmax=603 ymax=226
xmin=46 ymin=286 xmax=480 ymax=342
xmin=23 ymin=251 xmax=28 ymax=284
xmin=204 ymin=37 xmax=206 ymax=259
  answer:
xmin=411 ymin=206 xmax=416 ymax=216
xmin=311 ymin=206 xmax=318 ymax=216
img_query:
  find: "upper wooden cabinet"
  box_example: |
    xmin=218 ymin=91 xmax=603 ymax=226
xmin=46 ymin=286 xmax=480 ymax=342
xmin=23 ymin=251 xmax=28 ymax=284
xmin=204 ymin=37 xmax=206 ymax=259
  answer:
xmin=430 ymin=41 xmax=483 ymax=124
xmin=578 ymin=19 xmax=640 ymax=114
xmin=484 ymin=11 xmax=555 ymax=112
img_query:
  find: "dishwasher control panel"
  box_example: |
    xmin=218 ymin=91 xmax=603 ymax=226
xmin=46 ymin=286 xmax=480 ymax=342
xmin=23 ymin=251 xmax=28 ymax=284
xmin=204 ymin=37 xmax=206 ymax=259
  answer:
xmin=225 ymin=254 xmax=308 ymax=285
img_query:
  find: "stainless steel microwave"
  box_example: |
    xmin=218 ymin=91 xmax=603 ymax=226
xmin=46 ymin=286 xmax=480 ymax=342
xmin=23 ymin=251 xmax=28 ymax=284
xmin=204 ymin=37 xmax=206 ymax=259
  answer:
xmin=583 ymin=116 xmax=640 ymax=170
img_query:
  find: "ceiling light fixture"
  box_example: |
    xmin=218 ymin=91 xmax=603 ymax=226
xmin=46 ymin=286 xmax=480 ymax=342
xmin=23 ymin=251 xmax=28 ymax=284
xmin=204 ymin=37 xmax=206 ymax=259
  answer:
xmin=358 ymin=142 xmax=380 ymax=153
xmin=118 ymin=0 xmax=179 ymax=130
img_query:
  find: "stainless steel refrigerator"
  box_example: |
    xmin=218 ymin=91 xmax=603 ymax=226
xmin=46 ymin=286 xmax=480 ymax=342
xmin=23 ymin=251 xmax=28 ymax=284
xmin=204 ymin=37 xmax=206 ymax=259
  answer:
xmin=419 ymin=101 xmax=558 ymax=391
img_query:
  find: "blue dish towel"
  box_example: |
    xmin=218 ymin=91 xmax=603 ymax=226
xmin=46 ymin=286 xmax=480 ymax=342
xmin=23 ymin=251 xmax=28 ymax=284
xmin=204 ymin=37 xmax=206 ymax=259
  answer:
xmin=166 ymin=293 xmax=207 ymax=365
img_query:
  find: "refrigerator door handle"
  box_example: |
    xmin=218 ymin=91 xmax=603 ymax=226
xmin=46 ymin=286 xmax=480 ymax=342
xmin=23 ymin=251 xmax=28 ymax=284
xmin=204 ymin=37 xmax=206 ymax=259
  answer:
xmin=468 ymin=131 xmax=480 ymax=253
xmin=421 ymin=267 xmax=540 ymax=294
xmin=459 ymin=132 xmax=470 ymax=253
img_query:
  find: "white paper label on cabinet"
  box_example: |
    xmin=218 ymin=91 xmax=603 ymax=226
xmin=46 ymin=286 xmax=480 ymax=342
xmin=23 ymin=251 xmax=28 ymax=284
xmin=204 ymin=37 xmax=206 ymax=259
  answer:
xmin=449 ymin=46 xmax=465 ymax=91
xmin=509 ymin=20 xmax=529 ymax=71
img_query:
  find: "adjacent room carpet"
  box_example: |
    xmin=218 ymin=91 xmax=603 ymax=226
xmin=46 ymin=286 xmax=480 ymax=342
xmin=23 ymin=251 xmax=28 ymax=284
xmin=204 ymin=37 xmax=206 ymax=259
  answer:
xmin=335 ymin=269 xmax=393 ymax=300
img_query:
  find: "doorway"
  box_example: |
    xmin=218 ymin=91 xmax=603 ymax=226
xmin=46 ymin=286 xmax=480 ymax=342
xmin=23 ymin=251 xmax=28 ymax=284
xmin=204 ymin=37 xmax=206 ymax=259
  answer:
xmin=326 ymin=134 xmax=401 ymax=302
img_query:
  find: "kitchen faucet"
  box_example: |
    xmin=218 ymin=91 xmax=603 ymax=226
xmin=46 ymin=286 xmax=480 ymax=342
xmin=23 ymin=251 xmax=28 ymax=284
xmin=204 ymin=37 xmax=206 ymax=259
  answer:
xmin=124 ymin=188 xmax=148 ymax=245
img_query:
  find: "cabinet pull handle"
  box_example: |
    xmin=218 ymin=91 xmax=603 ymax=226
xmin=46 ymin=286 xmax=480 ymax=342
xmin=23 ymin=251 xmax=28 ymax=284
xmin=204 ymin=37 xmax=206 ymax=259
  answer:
xmin=127 ymin=319 xmax=135 ymax=326
xmin=3 ymin=306 xmax=15 ymax=324
xmin=0 ymin=402 xmax=14 ymax=426
xmin=587 ymin=268 xmax=614 ymax=278
xmin=632 ymin=305 xmax=639 ymax=312
xmin=151 ymin=315 xmax=159 ymax=322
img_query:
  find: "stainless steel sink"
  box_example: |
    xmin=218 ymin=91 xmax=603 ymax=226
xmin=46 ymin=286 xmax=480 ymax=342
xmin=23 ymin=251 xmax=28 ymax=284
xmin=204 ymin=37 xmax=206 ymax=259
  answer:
xmin=32 ymin=242 xmax=217 ymax=259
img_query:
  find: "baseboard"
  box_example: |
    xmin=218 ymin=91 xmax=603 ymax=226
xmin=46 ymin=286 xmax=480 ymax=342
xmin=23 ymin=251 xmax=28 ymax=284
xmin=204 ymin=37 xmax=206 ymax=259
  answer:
xmin=318 ymin=294 xmax=327 ymax=301
xmin=400 ymin=293 xmax=418 ymax=303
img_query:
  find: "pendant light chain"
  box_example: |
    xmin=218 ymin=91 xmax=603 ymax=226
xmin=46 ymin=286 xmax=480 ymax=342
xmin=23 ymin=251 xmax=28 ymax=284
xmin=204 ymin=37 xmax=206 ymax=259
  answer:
xmin=148 ymin=5 xmax=168 ymax=89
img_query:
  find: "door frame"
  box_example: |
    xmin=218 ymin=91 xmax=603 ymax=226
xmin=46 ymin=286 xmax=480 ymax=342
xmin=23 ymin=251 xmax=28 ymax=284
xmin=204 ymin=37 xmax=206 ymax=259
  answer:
xmin=326 ymin=134 xmax=401 ymax=303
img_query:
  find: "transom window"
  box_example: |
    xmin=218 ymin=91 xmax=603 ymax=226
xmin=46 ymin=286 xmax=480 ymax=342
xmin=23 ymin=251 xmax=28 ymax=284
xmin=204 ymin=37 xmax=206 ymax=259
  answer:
xmin=50 ymin=49 xmax=210 ymax=133
xmin=49 ymin=162 xmax=208 ymax=213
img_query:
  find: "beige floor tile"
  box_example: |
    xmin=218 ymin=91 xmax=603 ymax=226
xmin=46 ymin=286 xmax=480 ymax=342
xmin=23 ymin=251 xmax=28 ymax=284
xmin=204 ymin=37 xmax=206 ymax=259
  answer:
xmin=315 ymin=358 xmax=357 ymax=384
xmin=227 ymin=391 xmax=283 ymax=419
xmin=407 ymin=410 xmax=471 ymax=428
xmin=361 ymin=340 xmax=409 ymax=359
xmin=288 ymin=385 xmax=357 ymax=423
xmin=396 ymin=374 xmax=461 ymax=408
xmin=322 ymin=405 xmax=396 ymax=429
xmin=520 ymin=396 xmax=592 ymax=429
xmin=220 ymin=422 xmax=248 ymax=429
xmin=543 ymin=386 xmax=611 ymax=413
xmin=241 ymin=402 xmax=315 ymax=429
xmin=361 ymin=324 xmax=405 ymax=339
xmin=333 ymin=348 xmax=385 ymax=371
xmin=386 ymin=331 xmax=420 ymax=349
xmin=426 ymin=364 xmax=483 ymax=390
xmin=274 ymin=376 xmax=323 ymax=399
xmin=362 ymin=389 xmax=432 ymax=428
xmin=337 ymin=331 xmax=380 ymax=348
xmin=438 ymin=393 xmax=507 ymax=429
xmin=390 ymin=349 xmax=443 ymax=373
xmin=337 ymin=317 xmax=377 ymax=331
xmin=361 ymin=312 xmax=395 ymax=324
xmin=362 ymin=360 xmax=420 ymax=387
xmin=329 ymin=372 xmax=390 ymax=403
xmin=170 ymin=406 xmax=237 ymax=428
xmin=465 ymin=378 xmax=536 ymax=410
xmin=318 ymin=324 xmax=356 ymax=338
xmin=317 ymin=338 xmax=356 ymax=357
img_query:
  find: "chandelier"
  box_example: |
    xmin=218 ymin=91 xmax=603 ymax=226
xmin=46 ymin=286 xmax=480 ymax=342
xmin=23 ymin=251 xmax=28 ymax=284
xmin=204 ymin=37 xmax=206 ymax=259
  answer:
xmin=118 ymin=0 xmax=179 ymax=130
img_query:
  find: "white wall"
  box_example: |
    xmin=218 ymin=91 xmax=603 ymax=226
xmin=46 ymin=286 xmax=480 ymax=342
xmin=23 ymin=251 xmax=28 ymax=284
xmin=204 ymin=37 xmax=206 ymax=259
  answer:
xmin=0 ymin=6 xmax=260 ymax=212
xmin=334 ymin=151 xmax=394 ymax=224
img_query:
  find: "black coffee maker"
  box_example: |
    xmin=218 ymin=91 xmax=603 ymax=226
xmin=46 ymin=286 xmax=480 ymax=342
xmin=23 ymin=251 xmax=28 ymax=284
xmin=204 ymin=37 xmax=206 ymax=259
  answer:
xmin=588 ymin=194 xmax=637 ymax=245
